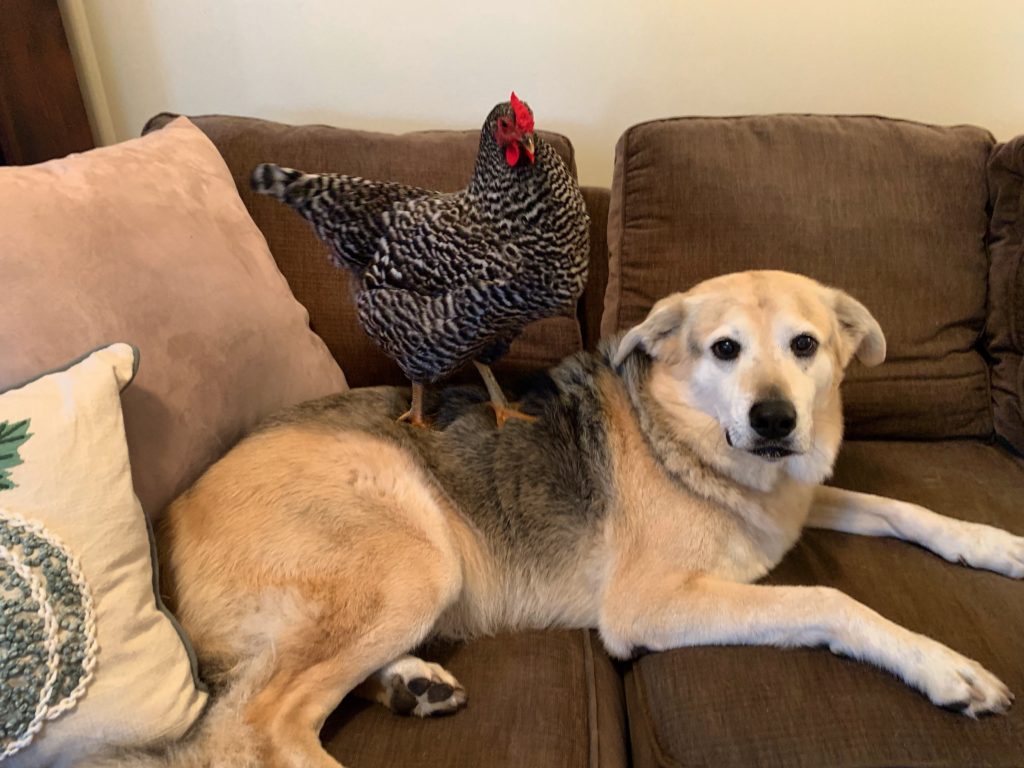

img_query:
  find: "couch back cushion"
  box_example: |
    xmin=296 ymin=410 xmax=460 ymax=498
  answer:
xmin=986 ymin=136 xmax=1024 ymax=453
xmin=144 ymin=113 xmax=584 ymax=387
xmin=604 ymin=116 xmax=995 ymax=439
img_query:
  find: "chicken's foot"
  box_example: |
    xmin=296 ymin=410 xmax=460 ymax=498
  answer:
xmin=473 ymin=362 xmax=537 ymax=428
xmin=397 ymin=383 xmax=429 ymax=428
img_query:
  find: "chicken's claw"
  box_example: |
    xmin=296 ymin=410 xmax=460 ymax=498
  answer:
xmin=490 ymin=402 xmax=537 ymax=429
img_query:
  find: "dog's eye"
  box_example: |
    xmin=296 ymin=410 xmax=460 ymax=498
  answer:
xmin=711 ymin=338 xmax=741 ymax=361
xmin=791 ymin=334 xmax=818 ymax=358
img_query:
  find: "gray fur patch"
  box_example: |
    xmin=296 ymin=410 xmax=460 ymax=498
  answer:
xmin=259 ymin=351 xmax=612 ymax=579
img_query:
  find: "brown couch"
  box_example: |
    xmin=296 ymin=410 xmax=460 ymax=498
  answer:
xmin=144 ymin=112 xmax=1024 ymax=767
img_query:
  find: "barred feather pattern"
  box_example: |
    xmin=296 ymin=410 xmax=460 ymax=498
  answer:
xmin=252 ymin=101 xmax=590 ymax=383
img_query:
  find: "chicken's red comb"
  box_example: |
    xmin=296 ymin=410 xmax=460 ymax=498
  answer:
xmin=510 ymin=91 xmax=534 ymax=133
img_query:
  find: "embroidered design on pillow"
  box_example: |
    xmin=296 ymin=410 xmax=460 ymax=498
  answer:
xmin=0 ymin=419 xmax=31 ymax=491
xmin=0 ymin=508 xmax=98 ymax=759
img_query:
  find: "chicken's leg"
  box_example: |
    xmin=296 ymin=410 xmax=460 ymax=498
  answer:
xmin=397 ymin=383 xmax=428 ymax=428
xmin=473 ymin=362 xmax=537 ymax=428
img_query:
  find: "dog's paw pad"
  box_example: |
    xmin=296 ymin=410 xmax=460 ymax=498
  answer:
xmin=407 ymin=677 xmax=431 ymax=696
xmin=426 ymin=682 xmax=454 ymax=703
xmin=388 ymin=685 xmax=419 ymax=716
xmin=382 ymin=658 xmax=467 ymax=717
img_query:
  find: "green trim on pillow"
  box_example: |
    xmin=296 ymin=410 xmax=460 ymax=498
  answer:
xmin=144 ymin=513 xmax=209 ymax=696
xmin=0 ymin=342 xmax=141 ymax=396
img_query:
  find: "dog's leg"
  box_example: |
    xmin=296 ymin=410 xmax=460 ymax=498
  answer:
xmin=600 ymin=573 xmax=1012 ymax=717
xmin=244 ymin=537 xmax=463 ymax=767
xmin=808 ymin=486 xmax=1024 ymax=578
xmin=353 ymin=654 xmax=467 ymax=716
xmin=246 ymin=653 xmax=360 ymax=768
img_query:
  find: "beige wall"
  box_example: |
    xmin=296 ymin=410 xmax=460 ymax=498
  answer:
xmin=61 ymin=0 xmax=1024 ymax=186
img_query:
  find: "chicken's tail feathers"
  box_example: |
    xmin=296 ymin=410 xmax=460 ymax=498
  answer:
xmin=250 ymin=163 xmax=306 ymax=200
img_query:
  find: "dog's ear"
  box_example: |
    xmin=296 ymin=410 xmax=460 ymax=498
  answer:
xmin=830 ymin=289 xmax=886 ymax=368
xmin=613 ymin=294 xmax=688 ymax=366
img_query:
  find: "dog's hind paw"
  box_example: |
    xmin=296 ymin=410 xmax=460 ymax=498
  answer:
xmin=370 ymin=655 xmax=468 ymax=717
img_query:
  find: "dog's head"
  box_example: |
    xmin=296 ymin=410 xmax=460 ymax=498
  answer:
xmin=613 ymin=271 xmax=885 ymax=488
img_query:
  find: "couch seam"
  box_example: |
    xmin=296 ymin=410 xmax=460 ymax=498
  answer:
xmin=566 ymin=133 xmax=579 ymax=180
xmin=583 ymin=630 xmax=600 ymax=768
xmin=1011 ymin=176 xmax=1024 ymax=351
xmin=981 ymin=141 xmax=999 ymax=442
xmin=995 ymin=139 xmax=1024 ymax=352
xmin=629 ymin=663 xmax=684 ymax=768
xmin=1010 ymin=148 xmax=1024 ymax=435
xmin=988 ymin=139 xmax=1024 ymax=447
xmin=614 ymin=127 xmax=632 ymax=335
xmin=1013 ymin=250 xmax=1024 ymax=432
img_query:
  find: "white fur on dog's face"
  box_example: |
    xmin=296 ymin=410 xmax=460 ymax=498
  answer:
xmin=615 ymin=271 xmax=886 ymax=489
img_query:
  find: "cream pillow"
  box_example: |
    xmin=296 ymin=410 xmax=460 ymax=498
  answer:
xmin=1 ymin=344 xmax=207 ymax=767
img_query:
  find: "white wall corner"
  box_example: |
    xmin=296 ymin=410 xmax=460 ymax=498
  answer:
xmin=58 ymin=0 xmax=116 ymax=146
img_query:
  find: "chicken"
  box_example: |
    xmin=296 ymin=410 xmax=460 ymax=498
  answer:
xmin=251 ymin=92 xmax=589 ymax=427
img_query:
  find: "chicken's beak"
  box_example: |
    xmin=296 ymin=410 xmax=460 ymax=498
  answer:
xmin=522 ymin=134 xmax=535 ymax=164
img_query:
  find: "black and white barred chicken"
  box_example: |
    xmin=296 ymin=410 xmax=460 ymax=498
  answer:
xmin=251 ymin=93 xmax=589 ymax=428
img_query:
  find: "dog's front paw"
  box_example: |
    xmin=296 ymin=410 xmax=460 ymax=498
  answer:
xmin=946 ymin=521 xmax=1024 ymax=579
xmin=913 ymin=640 xmax=1013 ymax=717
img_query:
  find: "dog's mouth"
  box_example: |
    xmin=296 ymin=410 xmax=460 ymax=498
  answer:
xmin=726 ymin=431 xmax=797 ymax=461
xmin=748 ymin=444 xmax=795 ymax=461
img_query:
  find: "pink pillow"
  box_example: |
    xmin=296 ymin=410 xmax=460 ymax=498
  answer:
xmin=0 ymin=117 xmax=347 ymax=517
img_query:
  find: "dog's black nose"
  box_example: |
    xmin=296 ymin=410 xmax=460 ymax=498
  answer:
xmin=749 ymin=400 xmax=797 ymax=439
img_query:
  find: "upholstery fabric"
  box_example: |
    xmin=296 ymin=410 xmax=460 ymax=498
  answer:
xmin=0 ymin=117 xmax=347 ymax=518
xmin=581 ymin=187 xmax=611 ymax=350
xmin=986 ymin=136 xmax=1024 ymax=454
xmin=626 ymin=439 xmax=1024 ymax=768
xmin=0 ymin=345 xmax=206 ymax=767
xmin=322 ymin=630 xmax=628 ymax=768
xmin=143 ymin=112 xmax=586 ymax=386
xmin=604 ymin=116 xmax=996 ymax=439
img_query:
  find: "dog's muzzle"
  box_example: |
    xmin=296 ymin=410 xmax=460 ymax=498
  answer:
xmin=747 ymin=399 xmax=798 ymax=461
xmin=725 ymin=396 xmax=801 ymax=462
xmin=724 ymin=429 xmax=797 ymax=461
xmin=748 ymin=441 xmax=796 ymax=461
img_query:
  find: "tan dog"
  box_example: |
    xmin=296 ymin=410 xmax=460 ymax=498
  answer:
xmin=134 ymin=271 xmax=1022 ymax=768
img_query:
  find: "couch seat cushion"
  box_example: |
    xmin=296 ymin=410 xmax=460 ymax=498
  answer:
xmin=144 ymin=113 xmax=585 ymax=387
xmin=323 ymin=630 xmax=627 ymax=768
xmin=604 ymin=116 xmax=995 ymax=439
xmin=626 ymin=440 xmax=1024 ymax=768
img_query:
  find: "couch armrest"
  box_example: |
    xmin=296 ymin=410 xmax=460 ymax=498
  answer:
xmin=986 ymin=137 xmax=1024 ymax=453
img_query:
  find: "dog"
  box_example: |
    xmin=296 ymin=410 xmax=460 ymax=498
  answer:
xmin=129 ymin=271 xmax=1023 ymax=768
